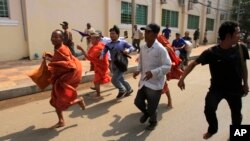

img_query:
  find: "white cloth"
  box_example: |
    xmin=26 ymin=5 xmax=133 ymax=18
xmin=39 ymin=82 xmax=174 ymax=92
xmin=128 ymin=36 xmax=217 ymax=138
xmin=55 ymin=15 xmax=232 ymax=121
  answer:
xmin=137 ymin=40 xmax=172 ymax=90
xmin=184 ymin=40 xmax=193 ymax=47
xmin=184 ymin=40 xmax=193 ymax=52
xmin=133 ymin=29 xmax=142 ymax=39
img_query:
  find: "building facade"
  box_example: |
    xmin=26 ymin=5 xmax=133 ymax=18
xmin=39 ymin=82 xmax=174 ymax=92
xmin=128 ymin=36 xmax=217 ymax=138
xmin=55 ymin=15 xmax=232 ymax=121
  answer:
xmin=0 ymin=0 xmax=233 ymax=61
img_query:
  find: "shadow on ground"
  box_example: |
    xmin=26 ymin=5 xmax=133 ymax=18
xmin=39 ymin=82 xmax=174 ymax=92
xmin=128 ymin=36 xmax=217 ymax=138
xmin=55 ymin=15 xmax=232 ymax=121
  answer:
xmin=0 ymin=124 xmax=77 ymax=141
xmin=102 ymin=103 xmax=172 ymax=141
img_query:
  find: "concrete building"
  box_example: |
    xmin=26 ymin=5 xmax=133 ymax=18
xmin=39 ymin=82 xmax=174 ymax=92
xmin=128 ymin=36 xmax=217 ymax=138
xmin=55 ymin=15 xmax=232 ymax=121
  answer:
xmin=0 ymin=0 xmax=233 ymax=61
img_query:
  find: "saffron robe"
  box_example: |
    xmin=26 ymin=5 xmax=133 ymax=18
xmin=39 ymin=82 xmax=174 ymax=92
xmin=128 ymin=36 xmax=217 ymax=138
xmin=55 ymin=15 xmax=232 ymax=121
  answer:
xmin=48 ymin=45 xmax=82 ymax=111
xmin=87 ymin=42 xmax=111 ymax=84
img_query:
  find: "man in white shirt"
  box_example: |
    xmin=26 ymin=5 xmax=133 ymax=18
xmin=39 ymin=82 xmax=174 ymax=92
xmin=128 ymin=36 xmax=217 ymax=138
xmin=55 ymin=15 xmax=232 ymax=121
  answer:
xmin=133 ymin=23 xmax=172 ymax=130
xmin=132 ymin=24 xmax=143 ymax=53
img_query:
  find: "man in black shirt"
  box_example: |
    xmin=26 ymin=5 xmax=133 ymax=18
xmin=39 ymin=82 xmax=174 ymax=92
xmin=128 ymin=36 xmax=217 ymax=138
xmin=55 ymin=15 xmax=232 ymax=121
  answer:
xmin=178 ymin=21 xmax=249 ymax=139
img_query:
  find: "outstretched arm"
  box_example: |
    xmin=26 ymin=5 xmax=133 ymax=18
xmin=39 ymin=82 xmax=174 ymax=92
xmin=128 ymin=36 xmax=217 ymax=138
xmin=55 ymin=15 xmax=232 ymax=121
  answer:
xmin=178 ymin=60 xmax=198 ymax=90
xmin=76 ymin=45 xmax=88 ymax=59
xmin=242 ymin=61 xmax=249 ymax=96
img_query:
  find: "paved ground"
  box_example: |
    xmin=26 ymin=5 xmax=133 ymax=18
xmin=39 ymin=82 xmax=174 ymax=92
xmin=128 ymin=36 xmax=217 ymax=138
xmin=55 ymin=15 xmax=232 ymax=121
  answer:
xmin=0 ymin=65 xmax=250 ymax=141
xmin=0 ymin=44 xmax=213 ymax=100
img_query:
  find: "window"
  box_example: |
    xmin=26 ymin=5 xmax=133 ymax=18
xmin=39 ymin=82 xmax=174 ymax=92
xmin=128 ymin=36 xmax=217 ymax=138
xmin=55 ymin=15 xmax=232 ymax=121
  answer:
xmin=188 ymin=1 xmax=193 ymax=10
xmin=206 ymin=18 xmax=214 ymax=31
xmin=121 ymin=1 xmax=132 ymax=24
xmin=187 ymin=14 xmax=199 ymax=29
xmin=121 ymin=2 xmax=147 ymax=25
xmin=0 ymin=0 xmax=9 ymax=18
xmin=161 ymin=9 xmax=179 ymax=27
xmin=207 ymin=1 xmax=211 ymax=14
xmin=136 ymin=4 xmax=147 ymax=25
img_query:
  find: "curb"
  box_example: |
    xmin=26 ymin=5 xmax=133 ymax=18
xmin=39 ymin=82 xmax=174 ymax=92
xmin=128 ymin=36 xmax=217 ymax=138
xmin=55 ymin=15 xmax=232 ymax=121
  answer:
xmin=0 ymin=65 xmax=138 ymax=101
xmin=0 ymin=54 xmax=199 ymax=101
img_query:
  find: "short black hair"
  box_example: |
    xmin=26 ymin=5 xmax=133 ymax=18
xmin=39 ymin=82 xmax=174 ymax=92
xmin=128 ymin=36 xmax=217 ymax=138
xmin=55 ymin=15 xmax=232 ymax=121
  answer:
xmin=109 ymin=25 xmax=120 ymax=35
xmin=218 ymin=21 xmax=239 ymax=41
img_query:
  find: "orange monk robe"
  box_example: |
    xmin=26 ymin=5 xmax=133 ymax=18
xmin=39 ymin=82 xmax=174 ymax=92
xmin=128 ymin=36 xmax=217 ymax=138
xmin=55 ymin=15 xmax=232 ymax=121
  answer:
xmin=48 ymin=45 xmax=82 ymax=111
xmin=86 ymin=42 xmax=111 ymax=84
xmin=157 ymin=35 xmax=183 ymax=82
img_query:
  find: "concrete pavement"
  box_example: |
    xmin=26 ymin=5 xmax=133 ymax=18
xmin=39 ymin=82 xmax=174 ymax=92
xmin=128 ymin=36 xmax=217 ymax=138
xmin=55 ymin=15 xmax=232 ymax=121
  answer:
xmin=0 ymin=63 xmax=250 ymax=141
xmin=0 ymin=44 xmax=214 ymax=100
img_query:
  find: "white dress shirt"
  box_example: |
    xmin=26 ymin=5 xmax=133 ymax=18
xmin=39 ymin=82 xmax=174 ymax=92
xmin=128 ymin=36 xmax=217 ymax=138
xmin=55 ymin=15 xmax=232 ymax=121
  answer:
xmin=137 ymin=39 xmax=172 ymax=90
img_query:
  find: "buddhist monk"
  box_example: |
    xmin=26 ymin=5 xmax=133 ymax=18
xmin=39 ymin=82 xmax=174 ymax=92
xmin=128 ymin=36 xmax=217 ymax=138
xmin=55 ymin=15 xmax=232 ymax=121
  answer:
xmin=44 ymin=29 xmax=86 ymax=128
xmin=77 ymin=31 xmax=111 ymax=99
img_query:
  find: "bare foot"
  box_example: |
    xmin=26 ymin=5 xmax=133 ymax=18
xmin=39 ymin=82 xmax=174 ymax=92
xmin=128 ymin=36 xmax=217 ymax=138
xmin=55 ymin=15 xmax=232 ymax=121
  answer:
xmin=78 ymin=97 xmax=86 ymax=110
xmin=50 ymin=122 xmax=65 ymax=128
xmin=203 ymin=132 xmax=213 ymax=139
xmin=90 ymin=86 xmax=96 ymax=90
xmin=91 ymin=94 xmax=102 ymax=99
xmin=167 ymin=104 xmax=173 ymax=109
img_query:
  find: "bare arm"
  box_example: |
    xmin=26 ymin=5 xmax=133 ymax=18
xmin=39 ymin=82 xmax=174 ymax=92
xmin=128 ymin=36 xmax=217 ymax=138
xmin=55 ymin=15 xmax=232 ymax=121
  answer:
xmin=178 ymin=60 xmax=199 ymax=90
xmin=242 ymin=61 xmax=249 ymax=96
xmin=76 ymin=45 xmax=88 ymax=59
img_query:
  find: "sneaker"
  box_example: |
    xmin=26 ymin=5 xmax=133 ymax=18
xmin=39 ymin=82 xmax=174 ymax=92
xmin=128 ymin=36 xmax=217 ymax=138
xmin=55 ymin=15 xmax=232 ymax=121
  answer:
xmin=146 ymin=122 xmax=157 ymax=130
xmin=140 ymin=114 xmax=149 ymax=124
xmin=116 ymin=91 xmax=126 ymax=99
xmin=124 ymin=89 xmax=133 ymax=97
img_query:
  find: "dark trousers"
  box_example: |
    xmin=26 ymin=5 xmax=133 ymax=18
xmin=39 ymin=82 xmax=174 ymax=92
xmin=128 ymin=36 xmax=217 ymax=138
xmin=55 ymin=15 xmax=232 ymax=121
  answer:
xmin=134 ymin=86 xmax=162 ymax=123
xmin=204 ymin=91 xmax=242 ymax=134
xmin=132 ymin=39 xmax=141 ymax=52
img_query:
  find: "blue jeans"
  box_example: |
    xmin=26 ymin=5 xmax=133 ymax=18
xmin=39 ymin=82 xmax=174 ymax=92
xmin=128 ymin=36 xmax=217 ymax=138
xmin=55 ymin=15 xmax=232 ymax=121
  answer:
xmin=111 ymin=63 xmax=131 ymax=93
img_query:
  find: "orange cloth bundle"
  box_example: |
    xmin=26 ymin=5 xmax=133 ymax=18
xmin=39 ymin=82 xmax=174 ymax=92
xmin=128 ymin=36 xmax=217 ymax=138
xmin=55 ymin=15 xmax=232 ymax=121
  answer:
xmin=48 ymin=45 xmax=82 ymax=111
xmin=28 ymin=59 xmax=51 ymax=90
xmin=157 ymin=35 xmax=183 ymax=80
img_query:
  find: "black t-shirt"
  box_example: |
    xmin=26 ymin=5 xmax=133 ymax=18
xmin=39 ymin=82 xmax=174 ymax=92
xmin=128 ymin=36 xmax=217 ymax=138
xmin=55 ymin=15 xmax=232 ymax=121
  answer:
xmin=196 ymin=44 xmax=249 ymax=92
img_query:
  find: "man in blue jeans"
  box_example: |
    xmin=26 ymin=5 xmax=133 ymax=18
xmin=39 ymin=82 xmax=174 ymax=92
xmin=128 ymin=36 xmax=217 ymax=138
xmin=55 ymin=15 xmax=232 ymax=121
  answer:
xmin=133 ymin=23 xmax=172 ymax=130
xmin=100 ymin=25 xmax=134 ymax=99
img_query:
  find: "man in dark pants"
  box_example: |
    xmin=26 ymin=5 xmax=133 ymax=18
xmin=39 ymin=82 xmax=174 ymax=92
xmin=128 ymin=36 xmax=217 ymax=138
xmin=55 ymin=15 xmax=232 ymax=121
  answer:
xmin=178 ymin=21 xmax=249 ymax=139
xmin=133 ymin=23 xmax=172 ymax=130
xmin=60 ymin=21 xmax=76 ymax=56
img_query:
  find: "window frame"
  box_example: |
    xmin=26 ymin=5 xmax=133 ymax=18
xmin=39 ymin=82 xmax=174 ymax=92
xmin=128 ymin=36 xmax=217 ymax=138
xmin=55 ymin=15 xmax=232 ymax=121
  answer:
xmin=135 ymin=4 xmax=147 ymax=25
xmin=0 ymin=0 xmax=9 ymax=18
xmin=187 ymin=14 xmax=200 ymax=29
xmin=206 ymin=18 xmax=214 ymax=31
xmin=121 ymin=1 xmax=132 ymax=24
xmin=161 ymin=9 xmax=179 ymax=28
xmin=0 ymin=0 xmax=18 ymax=26
xmin=121 ymin=1 xmax=148 ymax=25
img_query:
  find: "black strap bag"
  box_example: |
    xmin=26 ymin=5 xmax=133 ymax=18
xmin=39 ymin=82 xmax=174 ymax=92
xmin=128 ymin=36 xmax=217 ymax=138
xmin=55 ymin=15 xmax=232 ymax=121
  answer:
xmin=113 ymin=51 xmax=131 ymax=72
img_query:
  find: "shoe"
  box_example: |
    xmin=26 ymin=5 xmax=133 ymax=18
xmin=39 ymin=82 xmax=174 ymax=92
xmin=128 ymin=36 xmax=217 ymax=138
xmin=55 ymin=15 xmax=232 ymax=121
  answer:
xmin=203 ymin=132 xmax=214 ymax=139
xmin=124 ymin=89 xmax=133 ymax=97
xmin=146 ymin=122 xmax=157 ymax=130
xmin=116 ymin=91 xmax=126 ymax=99
xmin=140 ymin=114 xmax=149 ymax=124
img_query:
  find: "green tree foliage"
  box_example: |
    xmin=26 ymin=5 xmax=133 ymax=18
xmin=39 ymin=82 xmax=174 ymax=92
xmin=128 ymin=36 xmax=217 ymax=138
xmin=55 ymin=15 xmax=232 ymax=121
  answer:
xmin=231 ymin=0 xmax=250 ymax=35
